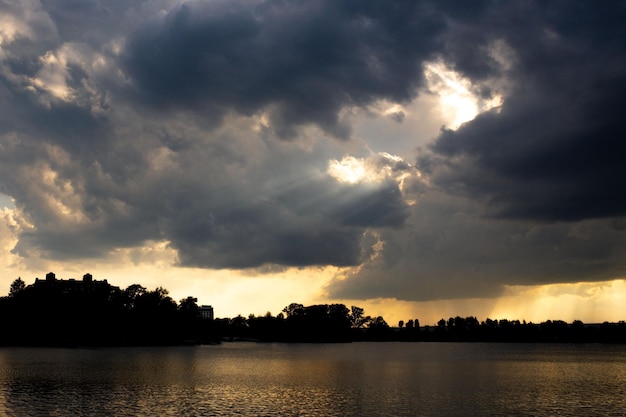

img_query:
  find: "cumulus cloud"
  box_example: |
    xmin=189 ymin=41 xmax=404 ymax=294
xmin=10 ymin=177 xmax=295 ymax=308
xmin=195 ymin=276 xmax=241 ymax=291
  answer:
xmin=328 ymin=1 xmax=626 ymax=300
xmin=1 ymin=0 xmax=433 ymax=271
xmin=1 ymin=0 xmax=626 ymax=305
xmin=120 ymin=0 xmax=447 ymax=139
xmin=420 ymin=1 xmax=626 ymax=222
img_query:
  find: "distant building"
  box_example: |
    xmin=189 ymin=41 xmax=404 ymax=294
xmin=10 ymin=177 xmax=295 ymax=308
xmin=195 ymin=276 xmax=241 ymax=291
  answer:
xmin=199 ymin=305 xmax=214 ymax=320
xmin=31 ymin=272 xmax=117 ymax=295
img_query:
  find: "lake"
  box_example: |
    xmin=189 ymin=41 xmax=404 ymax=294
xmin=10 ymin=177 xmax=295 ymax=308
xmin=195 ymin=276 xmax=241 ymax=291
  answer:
xmin=0 ymin=342 xmax=624 ymax=416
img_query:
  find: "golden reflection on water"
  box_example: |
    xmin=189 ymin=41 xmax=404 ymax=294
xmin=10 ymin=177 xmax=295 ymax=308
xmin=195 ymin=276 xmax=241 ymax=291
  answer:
xmin=0 ymin=343 xmax=625 ymax=416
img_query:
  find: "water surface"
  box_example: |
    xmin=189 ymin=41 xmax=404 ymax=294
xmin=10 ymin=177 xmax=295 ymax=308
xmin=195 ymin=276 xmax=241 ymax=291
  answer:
xmin=0 ymin=342 xmax=624 ymax=416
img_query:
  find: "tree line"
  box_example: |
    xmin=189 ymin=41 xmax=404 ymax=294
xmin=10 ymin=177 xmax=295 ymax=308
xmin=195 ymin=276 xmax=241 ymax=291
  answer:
xmin=2 ymin=276 xmax=626 ymax=346
xmin=412 ymin=316 xmax=626 ymax=343
xmin=216 ymin=303 xmax=393 ymax=343
xmin=2 ymin=276 xmax=221 ymax=346
xmin=0 ymin=276 xmax=392 ymax=346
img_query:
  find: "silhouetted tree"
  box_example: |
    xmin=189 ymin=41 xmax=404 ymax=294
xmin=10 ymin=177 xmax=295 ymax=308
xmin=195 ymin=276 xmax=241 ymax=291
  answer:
xmin=350 ymin=306 xmax=372 ymax=329
xmin=8 ymin=277 xmax=25 ymax=297
xmin=282 ymin=303 xmax=304 ymax=318
xmin=276 ymin=303 xmax=357 ymax=342
xmin=398 ymin=318 xmax=421 ymax=341
xmin=328 ymin=304 xmax=351 ymax=328
xmin=134 ymin=287 xmax=177 ymax=315
xmin=123 ymin=284 xmax=146 ymax=310
xmin=366 ymin=316 xmax=391 ymax=340
xmin=125 ymin=287 xmax=178 ymax=344
xmin=326 ymin=304 xmax=352 ymax=342
xmin=179 ymin=296 xmax=200 ymax=319
xmin=228 ymin=315 xmax=249 ymax=340
xmin=247 ymin=312 xmax=285 ymax=341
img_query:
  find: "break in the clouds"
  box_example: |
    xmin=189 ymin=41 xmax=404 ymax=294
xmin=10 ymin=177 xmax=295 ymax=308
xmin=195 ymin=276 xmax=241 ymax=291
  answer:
xmin=1 ymin=0 xmax=626 ymax=303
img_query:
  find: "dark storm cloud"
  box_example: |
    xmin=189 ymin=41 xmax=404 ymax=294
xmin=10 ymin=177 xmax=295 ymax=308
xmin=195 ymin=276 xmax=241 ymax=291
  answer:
xmin=327 ymin=1 xmax=626 ymax=301
xmin=421 ymin=1 xmax=626 ymax=222
xmin=160 ymin=161 xmax=410 ymax=269
xmin=4 ymin=0 xmax=626 ymax=301
xmin=335 ymin=182 xmax=408 ymax=228
xmin=169 ymin=202 xmax=366 ymax=269
xmin=120 ymin=0 xmax=446 ymax=138
xmin=328 ymin=193 xmax=626 ymax=301
xmin=7 ymin=112 xmax=410 ymax=269
xmin=1 ymin=0 xmax=424 ymax=268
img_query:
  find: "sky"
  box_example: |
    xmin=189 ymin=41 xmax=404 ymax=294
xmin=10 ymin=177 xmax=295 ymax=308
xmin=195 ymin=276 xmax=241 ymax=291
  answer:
xmin=1 ymin=0 xmax=626 ymax=325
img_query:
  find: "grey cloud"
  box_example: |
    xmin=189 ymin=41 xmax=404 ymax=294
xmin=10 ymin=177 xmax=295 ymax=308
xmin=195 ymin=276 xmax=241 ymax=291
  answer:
xmin=169 ymin=203 xmax=365 ymax=269
xmin=388 ymin=111 xmax=405 ymax=124
xmin=328 ymin=192 xmax=626 ymax=302
xmin=160 ymin=159 xmax=411 ymax=269
xmin=120 ymin=0 xmax=447 ymax=139
xmin=342 ymin=1 xmax=626 ymax=302
xmin=335 ymin=182 xmax=408 ymax=228
xmin=420 ymin=1 xmax=626 ymax=222
xmin=3 ymin=0 xmax=626 ymax=303
xmin=0 ymin=1 xmax=58 ymax=44
xmin=7 ymin=111 xmax=410 ymax=269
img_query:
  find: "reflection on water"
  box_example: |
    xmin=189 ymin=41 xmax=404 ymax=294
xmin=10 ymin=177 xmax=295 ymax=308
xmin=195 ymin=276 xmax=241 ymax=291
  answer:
xmin=0 ymin=343 xmax=625 ymax=416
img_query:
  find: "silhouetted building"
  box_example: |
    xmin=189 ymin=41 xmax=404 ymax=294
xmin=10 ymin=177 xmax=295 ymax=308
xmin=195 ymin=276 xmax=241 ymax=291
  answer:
xmin=31 ymin=272 xmax=117 ymax=295
xmin=200 ymin=305 xmax=214 ymax=320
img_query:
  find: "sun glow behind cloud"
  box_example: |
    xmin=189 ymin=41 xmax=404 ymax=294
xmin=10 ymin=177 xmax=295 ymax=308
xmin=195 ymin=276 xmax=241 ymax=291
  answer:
xmin=327 ymin=152 xmax=415 ymax=186
xmin=424 ymin=61 xmax=503 ymax=129
xmin=327 ymin=156 xmax=367 ymax=184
